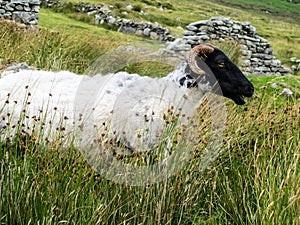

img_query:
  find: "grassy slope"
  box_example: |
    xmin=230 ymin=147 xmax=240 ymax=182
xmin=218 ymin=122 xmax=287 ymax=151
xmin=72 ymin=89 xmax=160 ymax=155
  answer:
xmin=39 ymin=0 xmax=300 ymax=62
xmin=1 ymin=0 xmax=300 ymax=224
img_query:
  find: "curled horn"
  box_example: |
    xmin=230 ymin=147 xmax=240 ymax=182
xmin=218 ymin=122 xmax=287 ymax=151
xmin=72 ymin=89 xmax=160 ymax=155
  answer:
xmin=188 ymin=44 xmax=215 ymax=75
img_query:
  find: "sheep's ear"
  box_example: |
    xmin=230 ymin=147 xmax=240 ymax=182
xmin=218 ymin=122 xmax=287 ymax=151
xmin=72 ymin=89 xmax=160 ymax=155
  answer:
xmin=188 ymin=44 xmax=215 ymax=75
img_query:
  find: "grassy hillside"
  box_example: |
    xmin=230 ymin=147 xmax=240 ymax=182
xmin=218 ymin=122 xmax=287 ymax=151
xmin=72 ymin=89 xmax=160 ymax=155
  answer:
xmin=212 ymin=0 xmax=300 ymax=17
xmin=0 ymin=0 xmax=300 ymax=224
xmin=37 ymin=0 xmax=300 ymax=65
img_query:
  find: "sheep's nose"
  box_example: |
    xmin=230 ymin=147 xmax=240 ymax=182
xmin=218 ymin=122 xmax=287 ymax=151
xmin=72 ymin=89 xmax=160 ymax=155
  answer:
xmin=244 ymin=85 xmax=254 ymax=97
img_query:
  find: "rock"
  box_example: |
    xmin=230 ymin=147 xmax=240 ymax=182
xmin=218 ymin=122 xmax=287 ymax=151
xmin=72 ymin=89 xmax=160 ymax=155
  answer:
xmin=126 ymin=4 xmax=133 ymax=10
xmin=279 ymin=67 xmax=291 ymax=73
xmin=271 ymin=83 xmax=278 ymax=89
xmin=15 ymin=5 xmax=23 ymax=10
xmin=24 ymin=6 xmax=32 ymax=11
xmin=210 ymin=34 xmax=217 ymax=39
xmin=12 ymin=11 xmax=35 ymax=24
xmin=120 ymin=26 xmax=136 ymax=34
xmin=250 ymin=58 xmax=260 ymax=63
xmin=107 ymin=16 xmax=116 ymax=24
xmin=4 ymin=4 xmax=15 ymax=11
xmin=183 ymin=36 xmax=201 ymax=41
xmin=188 ymin=20 xmax=208 ymax=27
xmin=232 ymin=24 xmax=242 ymax=30
xmin=270 ymin=60 xmax=281 ymax=67
xmin=254 ymin=66 xmax=271 ymax=72
xmin=256 ymin=47 xmax=264 ymax=53
xmin=260 ymin=37 xmax=269 ymax=43
xmin=241 ymin=60 xmax=251 ymax=67
xmin=183 ymin=30 xmax=196 ymax=36
xmin=28 ymin=0 xmax=40 ymax=4
xmin=282 ymin=88 xmax=293 ymax=97
xmin=240 ymin=44 xmax=248 ymax=50
xmin=243 ymin=36 xmax=260 ymax=42
xmin=264 ymin=55 xmax=274 ymax=60
xmin=219 ymin=26 xmax=229 ymax=32
xmin=264 ymin=48 xmax=273 ymax=54
xmin=1 ymin=62 xmax=36 ymax=78
xmin=135 ymin=29 xmax=143 ymax=36
xmin=249 ymin=26 xmax=256 ymax=34
xmin=186 ymin=25 xmax=198 ymax=31
xmin=150 ymin=31 xmax=159 ymax=40
xmin=166 ymin=38 xmax=191 ymax=52
xmin=200 ymin=35 xmax=210 ymax=40
xmin=143 ymin=28 xmax=151 ymax=36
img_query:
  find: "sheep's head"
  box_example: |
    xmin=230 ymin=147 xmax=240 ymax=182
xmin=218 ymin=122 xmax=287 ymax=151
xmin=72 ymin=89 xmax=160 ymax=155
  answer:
xmin=188 ymin=43 xmax=254 ymax=105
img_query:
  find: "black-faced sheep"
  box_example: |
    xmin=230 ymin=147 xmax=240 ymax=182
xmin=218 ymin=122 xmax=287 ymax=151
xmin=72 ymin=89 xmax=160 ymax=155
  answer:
xmin=0 ymin=43 xmax=254 ymax=151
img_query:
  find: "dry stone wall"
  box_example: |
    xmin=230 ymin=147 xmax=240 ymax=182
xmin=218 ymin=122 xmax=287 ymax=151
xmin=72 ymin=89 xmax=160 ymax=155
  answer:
xmin=41 ymin=1 xmax=175 ymax=42
xmin=167 ymin=17 xmax=290 ymax=76
xmin=0 ymin=0 xmax=40 ymax=26
xmin=76 ymin=2 xmax=175 ymax=42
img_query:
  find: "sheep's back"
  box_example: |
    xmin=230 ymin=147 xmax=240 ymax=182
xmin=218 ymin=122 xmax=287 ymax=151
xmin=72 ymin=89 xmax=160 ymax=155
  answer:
xmin=0 ymin=70 xmax=83 ymax=141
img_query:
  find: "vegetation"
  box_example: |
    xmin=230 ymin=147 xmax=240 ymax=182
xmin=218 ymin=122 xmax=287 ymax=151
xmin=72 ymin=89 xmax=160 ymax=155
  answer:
xmin=39 ymin=0 xmax=300 ymax=63
xmin=1 ymin=65 xmax=299 ymax=224
xmin=0 ymin=0 xmax=300 ymax=224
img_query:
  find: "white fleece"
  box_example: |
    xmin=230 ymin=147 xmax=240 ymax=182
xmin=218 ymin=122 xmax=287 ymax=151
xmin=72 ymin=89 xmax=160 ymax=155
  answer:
xmin=0 ymin=68 xmax=206 ymax=150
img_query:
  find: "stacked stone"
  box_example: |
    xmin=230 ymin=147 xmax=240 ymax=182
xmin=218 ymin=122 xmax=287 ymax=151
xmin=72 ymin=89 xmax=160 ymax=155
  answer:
xmin=116 ymin=20 xmax=174 ymax=41
xmin=0 ymin=0 xmax=40 ymax=26
xmin=181 ymin=17 xmax=290 ymax=76
xmin=40 ymin=0 xmax=60 ymax=8
xmin=70 ymin=2 xmax=175 ymax=42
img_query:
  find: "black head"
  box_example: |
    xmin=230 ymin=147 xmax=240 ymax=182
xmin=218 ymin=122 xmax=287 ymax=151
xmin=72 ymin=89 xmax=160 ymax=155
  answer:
xmin=188 ymin=44 xmax=254 ymax=105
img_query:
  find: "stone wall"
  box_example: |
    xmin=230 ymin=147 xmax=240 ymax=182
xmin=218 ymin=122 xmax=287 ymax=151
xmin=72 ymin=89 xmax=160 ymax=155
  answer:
xmin=41 ymin=1 xmax=175 ymax=42
xmin=78 ymin=2 xmax=175 ymax=42
xmin=166 ymin=17 xmax=290 ymax=76
xmin=40 ymin=0 xmax=59 ymax=8
xmin=0 ymin=0 xmax=40 ymax=26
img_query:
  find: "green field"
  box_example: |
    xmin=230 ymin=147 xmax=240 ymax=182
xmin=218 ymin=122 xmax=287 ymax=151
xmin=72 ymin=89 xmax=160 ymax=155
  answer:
xmin=0 ymin=0 xmax=300 ymax=224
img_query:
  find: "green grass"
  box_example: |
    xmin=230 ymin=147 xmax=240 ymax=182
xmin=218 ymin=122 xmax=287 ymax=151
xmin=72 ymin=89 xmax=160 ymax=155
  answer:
xmin=0 ymin=74 xmax=299 ymax=224
xmin=0 ymin=0 xmax=300 ymax=224
xmin=0 ymin=10 xmax=143 ymax=74
xmin=211 ymin=0 xmax=300 ymax=16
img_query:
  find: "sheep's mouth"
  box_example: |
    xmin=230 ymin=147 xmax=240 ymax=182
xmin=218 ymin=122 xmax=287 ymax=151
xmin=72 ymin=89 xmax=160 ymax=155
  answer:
xmin=236 ymin=88 xmax=254 ymax=105
xmin=233 ymin=89 xmax=254 ymax=105
xmin=234 ymin=95 xmax=246 ymax=105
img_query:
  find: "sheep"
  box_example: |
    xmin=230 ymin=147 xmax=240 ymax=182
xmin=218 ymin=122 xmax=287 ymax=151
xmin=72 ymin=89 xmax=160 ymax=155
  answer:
xmin=0 ymin=43 xmax=254 ymax=152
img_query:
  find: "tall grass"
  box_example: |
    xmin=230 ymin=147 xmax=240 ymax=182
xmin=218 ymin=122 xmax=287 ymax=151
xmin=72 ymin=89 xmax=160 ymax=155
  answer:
xmin=0 ymin=72 xmax=299 ymax=224
xmin=0 ymin=21 xmax=104 ymax=74
xmin=0 ymin=16 xmax=299 ymax=225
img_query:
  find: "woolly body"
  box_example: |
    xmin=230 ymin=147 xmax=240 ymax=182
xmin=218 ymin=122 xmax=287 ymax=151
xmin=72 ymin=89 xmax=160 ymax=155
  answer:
xmin=0 ymin=65 xmax=205 ymax=150
xmin=0 ymin=43 xmax=254 ymax=150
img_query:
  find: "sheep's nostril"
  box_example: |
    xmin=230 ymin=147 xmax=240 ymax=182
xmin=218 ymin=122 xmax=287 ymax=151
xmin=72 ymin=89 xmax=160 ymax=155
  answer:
xmin=244 ymin=85 xmax=254 ymax=97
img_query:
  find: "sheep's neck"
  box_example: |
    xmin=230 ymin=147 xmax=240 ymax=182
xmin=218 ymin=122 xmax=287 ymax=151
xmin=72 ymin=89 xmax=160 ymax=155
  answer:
xmin=166 ymin=61 xmax=212 ymax=93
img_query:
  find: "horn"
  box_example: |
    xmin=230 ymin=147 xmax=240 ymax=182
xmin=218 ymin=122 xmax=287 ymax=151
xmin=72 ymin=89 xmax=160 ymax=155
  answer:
xmin=188 ymin=44 xmax=215 ymax=75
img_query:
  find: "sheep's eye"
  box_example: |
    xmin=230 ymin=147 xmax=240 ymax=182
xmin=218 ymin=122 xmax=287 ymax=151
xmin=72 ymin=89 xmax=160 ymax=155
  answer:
xmin=217 ymin=62 xmax=225 ymax=68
